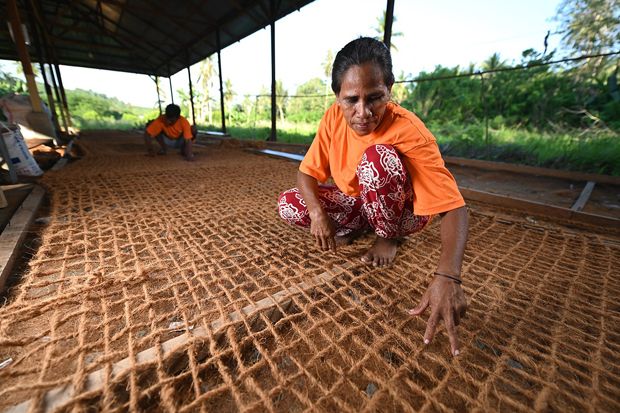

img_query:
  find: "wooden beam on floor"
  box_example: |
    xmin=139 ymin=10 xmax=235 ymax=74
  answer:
xmin=0 ymin=185 xmax=45 ymax=292
xmin=444 ymin=156 xmax=620 ymax=185
xmin=571 ymin=181 xmax=596 ymax=211
xmin=460 ymin=187 xmax=619 ymax=228
xmin=6 ymin=262 xmax=353 ymax=413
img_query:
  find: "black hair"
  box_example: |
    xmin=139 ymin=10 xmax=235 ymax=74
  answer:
xmin=165 ymin=103 xmax=181 ymax=118
xmin=331 ymin=37 xmax=394 ymax=94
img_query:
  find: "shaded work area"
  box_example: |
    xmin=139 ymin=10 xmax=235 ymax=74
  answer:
xmin=0 ymin=0 xmax=344 ymax=140
xmin=0 ymin=132 xmax=618 ymax=412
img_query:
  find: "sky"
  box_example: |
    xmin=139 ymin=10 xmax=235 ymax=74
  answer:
xmin=1 ymin=0 xmax=563 ymax=108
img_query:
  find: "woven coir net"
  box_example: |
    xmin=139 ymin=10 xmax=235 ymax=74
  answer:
xmin=0 ymin=131 xmax=619 ymax=412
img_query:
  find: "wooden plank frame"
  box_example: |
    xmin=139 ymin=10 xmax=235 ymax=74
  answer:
xmin=571 ymin=181 xmax=596 ymax=211
xmin=0 ymin=185 xmax=45 ymax=292
xmin=6 ymin=263 xmax=352 ymax=413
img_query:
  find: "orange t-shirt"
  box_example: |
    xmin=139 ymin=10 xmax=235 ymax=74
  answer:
xmin=146 ymin=115 xmax=193 ymax=140
xmin=299 ymin=102 xmax=465 ymax=216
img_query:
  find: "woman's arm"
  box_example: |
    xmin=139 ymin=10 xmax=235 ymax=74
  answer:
xmin=409 ymin=205 xmax=469 ymax=356
xmin=297 ymin=170 xmax=337 ymax=252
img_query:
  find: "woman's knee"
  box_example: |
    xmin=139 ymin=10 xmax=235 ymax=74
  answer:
xmin=362 ymin=144 xmax=397 ymax=163
xmin=357 ymin=144 xmax=406 ymax=188
xmin=277 ymin=188 xmax=309 ymax=226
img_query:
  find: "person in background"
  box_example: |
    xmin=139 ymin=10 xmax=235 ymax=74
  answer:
xmin=144 ymin=103 xmax=196 ymax=161
xmin=277 ymin=37 xmax=469 ymax=356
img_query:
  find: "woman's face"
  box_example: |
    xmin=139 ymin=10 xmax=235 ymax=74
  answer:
xmin=336 ymin=62 xmax=392 ymax=136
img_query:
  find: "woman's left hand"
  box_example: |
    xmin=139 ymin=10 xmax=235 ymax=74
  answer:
xmin=408 ymin=276 xmax=467 ymax=356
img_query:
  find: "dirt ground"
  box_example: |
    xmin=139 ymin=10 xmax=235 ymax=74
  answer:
xmin=448 ymin=165 xmax=620 ymax=219
xmin=0 ymin=131 xmax=618 ymax=412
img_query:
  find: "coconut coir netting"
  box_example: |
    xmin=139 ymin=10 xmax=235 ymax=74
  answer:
xmin=0 ymin=132 xmax=619 ymax=412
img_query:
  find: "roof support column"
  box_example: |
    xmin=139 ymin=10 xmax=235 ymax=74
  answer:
xmin=52 ymin=61 xmax=72 ymax=128
xmin=167 ymin=66 xmax=174 ymax=104
xmin=383 ymin=0 xmax=395 ymax=49
xmin=31 ymin=0 xmax=71 ymax=132
xmin=7 ymin=0 xmax=58 ymax=139
xmin=168 ymin=76 xmax=174 ymax=104
xmin=187 ymin=66 xmax=196 ymax=125
xmin=155 ymin=76 xmax=162 ymax=114
xmin=268 ymin=0 xmax=277 ymax=141
xmin=24 ymin=0 xmax=60 ymax=141
xmin=45 ymin=63 xmax=68 ymax=134
xmin=216 ymin=29 xmax=226 ymax=134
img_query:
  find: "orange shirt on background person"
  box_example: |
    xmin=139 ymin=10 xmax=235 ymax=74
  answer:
xmin=299 ymin=101 xmax=465 ymax=216
xmin=146 ymin=115 xmax=193 ymax=140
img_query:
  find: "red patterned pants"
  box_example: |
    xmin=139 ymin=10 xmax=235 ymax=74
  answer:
xmin=278 ymin=145 xmax=431 ymax=238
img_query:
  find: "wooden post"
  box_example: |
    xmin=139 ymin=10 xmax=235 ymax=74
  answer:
xmin=383 ymin=0 xmax=395 ymax=49
xmin=216 ymin=28 xmax=227 ymax=134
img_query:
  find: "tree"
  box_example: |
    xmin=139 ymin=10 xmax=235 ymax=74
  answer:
xmin=224 ymin=79 xmax=234 ymax=122
xmin=481 ymin=53 xmax=508 ymax=71
xmin=275 ymin=80 xmax=288 ymax=122
xmin=555 ymin=0 xmax=620 ymax=77
xmin=287 ymin=78 xmax=327 ymax=123
xmin=390 ymin=71 xmax=409 ymax=104
xmin=197 ymin=56 xmax=216 ymax=124
xmin=0 ymin=64 xmax=26 ymax=96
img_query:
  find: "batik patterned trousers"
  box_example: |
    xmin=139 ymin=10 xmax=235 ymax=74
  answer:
xmin=278 ymin=144 xmax=431 ymax=238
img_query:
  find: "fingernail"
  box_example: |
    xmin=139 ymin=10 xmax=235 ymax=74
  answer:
xmin=424 ymin=339 xmax=429 ymax=345
xmin=454 ymin=350 xmax=460 ymax=356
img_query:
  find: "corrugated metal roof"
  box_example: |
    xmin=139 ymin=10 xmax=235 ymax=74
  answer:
xmin=1 ymin=0 xmax=315 ymax=76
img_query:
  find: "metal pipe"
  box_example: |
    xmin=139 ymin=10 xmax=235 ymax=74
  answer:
xmin=269 ymin=0 xmax=277 ymax=141
xmin=25 ymin=0 xmax=61 ymax=138
xmin=216 ymin=29 xmax=226 ymax=134
xmin=155 ymin=76 xmax=162 ymax=114
xmin=383 ymin=0 xmax=395 ymax=50
xmin=7 ymin=0 xmax=43 ymax=112
xmin=32 ymin=0 xmax=70 ymax=131
xmin=52 ymin=60 xmax=72 ymax=127
xmin=168 ymin=69 xmax=174 ymax=104
xmin=187 ymin=66 xmax=196 ymax=125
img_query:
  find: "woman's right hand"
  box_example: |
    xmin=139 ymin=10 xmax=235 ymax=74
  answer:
xmin=309 ymin=210 xmax=337 ymax=252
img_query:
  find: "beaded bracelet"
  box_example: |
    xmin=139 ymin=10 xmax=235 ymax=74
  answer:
xmin=434 ymin=271 xmax=463 ymax=285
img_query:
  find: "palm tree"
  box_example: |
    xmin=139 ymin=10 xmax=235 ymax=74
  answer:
xmin=482 ymin=53 xmax=507 ymax=72
xmin=197 ymin=56 xmax=215 ymax=124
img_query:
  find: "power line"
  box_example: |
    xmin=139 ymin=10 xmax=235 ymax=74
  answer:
xmin=200 ymin=50 xmax=620 ymax=99
xmin=395 ymin=50 xmax=620 ymax=84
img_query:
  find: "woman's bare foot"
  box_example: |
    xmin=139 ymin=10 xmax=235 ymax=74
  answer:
xmin=361 ymin=236 xmax=399 ymax=267
xmin=334 ymin=228 xmax=366 ymax=247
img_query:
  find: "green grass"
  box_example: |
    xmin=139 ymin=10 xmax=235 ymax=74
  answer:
xmin=429 ymin=121 xmax=620 ymax=175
